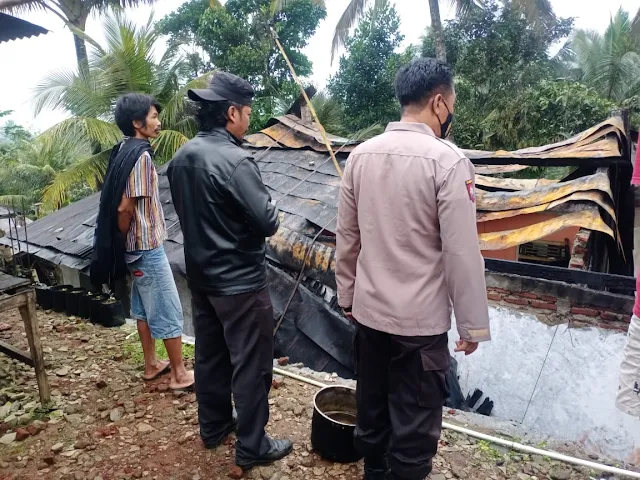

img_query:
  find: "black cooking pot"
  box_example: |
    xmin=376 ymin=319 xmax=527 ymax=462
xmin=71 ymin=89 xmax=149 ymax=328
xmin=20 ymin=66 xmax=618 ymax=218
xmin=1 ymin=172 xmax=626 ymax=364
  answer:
xmin=35 ymin=284 xmax=53 ymax=310
xmin=90 ymin=294 xmax=109 ymax=324
xmin=99 ymin=298 xmax=126 ymax=328
xmin=78 ymin=291 xmax=97 ymax=319
xmin=65 ymin=288 xmax=86 ymax=317
xmin=50 ymin=285 xmax=73 ymax=313
xmin=311 ymin=385 xmax=361 ymax=463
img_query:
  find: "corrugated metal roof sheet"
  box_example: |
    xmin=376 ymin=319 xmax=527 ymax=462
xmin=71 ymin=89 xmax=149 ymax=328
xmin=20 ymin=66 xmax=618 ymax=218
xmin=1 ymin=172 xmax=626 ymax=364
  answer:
xmin=3 ymin=116 xmax=625 ymax=269
xmin=0 ymin=13 xmax=48 ymax=43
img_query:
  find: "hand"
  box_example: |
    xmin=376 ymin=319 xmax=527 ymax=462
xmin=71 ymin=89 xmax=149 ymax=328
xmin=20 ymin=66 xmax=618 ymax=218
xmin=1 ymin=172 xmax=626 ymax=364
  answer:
xmin=454 ymin=340 xmax=478 ymax=356
xmin=342 ymin=307 xmax=354 ymax=322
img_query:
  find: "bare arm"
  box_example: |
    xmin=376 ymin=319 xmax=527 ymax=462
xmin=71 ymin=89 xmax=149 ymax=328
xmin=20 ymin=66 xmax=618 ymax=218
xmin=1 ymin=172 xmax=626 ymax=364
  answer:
xmin=117 ymin=195 xmax=136 ymax=237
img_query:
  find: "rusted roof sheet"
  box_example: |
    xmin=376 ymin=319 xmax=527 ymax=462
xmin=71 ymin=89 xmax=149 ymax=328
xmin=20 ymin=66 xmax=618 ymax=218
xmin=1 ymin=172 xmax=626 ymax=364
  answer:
xmin=476 ymin=171 xmax=612 ymax=212
xmin=0 ymin=13 xmax=48 ymax=43
xmin=475 ymin=175 xmax=558 ymax=191
xmin=476 ymin=190 xmax=616 ymax=223
xmin=479 ymin=208 xmax=614 ymax=251
xmin=464 ymin=118 xmax=625 ymax=162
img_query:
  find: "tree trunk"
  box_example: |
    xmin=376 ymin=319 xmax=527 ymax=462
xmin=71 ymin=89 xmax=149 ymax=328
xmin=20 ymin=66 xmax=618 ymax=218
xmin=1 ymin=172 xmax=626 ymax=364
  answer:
xmin=428 ymin=0 xmax=447 ymax=62
xmin=57 ymin=1 xmax=90 ymax=73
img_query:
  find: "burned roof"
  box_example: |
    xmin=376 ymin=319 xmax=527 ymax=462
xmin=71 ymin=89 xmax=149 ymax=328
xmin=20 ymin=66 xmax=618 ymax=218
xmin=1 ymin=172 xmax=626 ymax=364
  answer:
xmin=0 ymin=13 xmax=48 ymax=43
xmin=0 ymin=109 xmax=628 ymax=269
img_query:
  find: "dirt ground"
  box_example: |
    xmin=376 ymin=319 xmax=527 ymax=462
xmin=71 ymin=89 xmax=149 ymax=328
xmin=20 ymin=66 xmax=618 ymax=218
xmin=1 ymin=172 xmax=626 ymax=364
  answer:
xmin=0 ymin=308 xmax=635 ymax=479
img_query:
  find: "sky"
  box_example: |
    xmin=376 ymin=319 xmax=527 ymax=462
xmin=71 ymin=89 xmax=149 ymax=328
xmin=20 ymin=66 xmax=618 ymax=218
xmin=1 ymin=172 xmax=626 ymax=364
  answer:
xmin=0 ymin=0 xmax=638 ymax=133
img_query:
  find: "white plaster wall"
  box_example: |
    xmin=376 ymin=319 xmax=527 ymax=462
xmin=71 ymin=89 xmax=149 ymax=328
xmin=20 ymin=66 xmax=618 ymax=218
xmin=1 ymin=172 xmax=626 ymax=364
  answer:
xmin=449 ymin=306 xmax=640 ymax=462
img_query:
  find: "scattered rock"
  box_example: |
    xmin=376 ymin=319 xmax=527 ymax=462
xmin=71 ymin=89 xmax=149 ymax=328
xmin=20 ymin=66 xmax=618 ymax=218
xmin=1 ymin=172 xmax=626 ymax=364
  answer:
xmin=43 ymin=455 xmax=55 ymax=466
xmin=272 ymin=375 xmax=284 ymax=389
xmin=550 ymin=468 xmax=573 ymax=480
xmin=228 ymin=465 xmax=243 ymax=479
xmin=0 ymin=402 xmax=11 ymax=420
xmin=95 ymin=379 xmax=108 ymax=389
xmin=55 ymin=367 xmax=70 ymax=377
xmin=0 ymin=322 xmax=11 ymax=332
xmin=15 ymin=427 xmax=30 ymax=441
xmin=74 ymin=439 xmax=92 ymax=449
xmin=136 ymin=422 xmax=155 ymax=433
xmin=65 ymin=414 xmax=83 ymax=426
xmin=0 ymin=432 xmax=16 ymax=444
xmin=51 ymin=442 xmax=65 ymax=453
xmin=277 ymin=357 xmax=289 ymax=366
xmin=109 ymin=408 xmax=123 ymax=422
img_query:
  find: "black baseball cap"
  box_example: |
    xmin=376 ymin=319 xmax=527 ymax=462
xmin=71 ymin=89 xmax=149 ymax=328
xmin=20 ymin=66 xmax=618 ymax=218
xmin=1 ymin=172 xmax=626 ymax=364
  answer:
xmin=187 ymin=71 xmax=255 ymax=106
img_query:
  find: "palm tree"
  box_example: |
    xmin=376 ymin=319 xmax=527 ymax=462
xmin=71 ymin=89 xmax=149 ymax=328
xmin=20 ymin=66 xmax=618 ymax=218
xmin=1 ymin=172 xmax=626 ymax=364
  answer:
xmin=562 ymin=7 xmax=640 ymax=104
xmin=0 ymin=0 xmax=157 ymax=71
xmin=32 ymin=10 xmax=212 ymax=208
xmin=302 ymin=0 xmax=557 ymax=63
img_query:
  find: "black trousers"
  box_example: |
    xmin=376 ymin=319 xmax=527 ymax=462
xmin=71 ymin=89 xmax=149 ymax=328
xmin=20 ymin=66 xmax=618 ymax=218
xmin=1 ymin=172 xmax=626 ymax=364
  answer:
xmin=353 ymin=323 xmax=450 ymax=480
xmin=191 ymin=287 xmax=274 ymax=458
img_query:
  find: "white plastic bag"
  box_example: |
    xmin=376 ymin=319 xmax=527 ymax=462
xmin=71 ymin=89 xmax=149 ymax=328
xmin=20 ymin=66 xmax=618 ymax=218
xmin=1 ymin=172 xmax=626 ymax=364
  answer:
xmin=616 ymin=314 xmax=640 ymax=417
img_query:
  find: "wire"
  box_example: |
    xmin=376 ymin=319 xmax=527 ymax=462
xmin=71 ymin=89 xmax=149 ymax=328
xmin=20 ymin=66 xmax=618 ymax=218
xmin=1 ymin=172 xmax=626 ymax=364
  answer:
xmin=273 ymin=214 xmax=337 ymax=336
xmin=521 ymin=324 xmax=559 ymax=424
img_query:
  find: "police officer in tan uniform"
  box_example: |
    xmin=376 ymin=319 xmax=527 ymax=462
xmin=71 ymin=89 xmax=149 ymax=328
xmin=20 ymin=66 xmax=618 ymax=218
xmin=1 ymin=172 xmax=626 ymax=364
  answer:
xmin=336 ymin=57 xmax=491 ymax=480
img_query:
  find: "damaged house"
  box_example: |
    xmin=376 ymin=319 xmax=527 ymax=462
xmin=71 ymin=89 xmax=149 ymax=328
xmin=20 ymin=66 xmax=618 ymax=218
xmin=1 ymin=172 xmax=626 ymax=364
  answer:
xmin=0 ymin=94 xmax=636 ymax=415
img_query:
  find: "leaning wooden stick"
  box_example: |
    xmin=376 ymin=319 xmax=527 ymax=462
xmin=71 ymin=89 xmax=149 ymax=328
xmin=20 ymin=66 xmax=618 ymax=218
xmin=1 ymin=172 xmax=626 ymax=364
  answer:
xmin=270 ymin=27 xmax=343 ymax=179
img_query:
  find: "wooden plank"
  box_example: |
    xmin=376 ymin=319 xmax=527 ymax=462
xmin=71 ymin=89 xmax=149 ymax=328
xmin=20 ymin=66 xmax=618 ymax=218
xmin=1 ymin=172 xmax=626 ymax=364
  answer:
xmin=19 ymin=290 xmax=50 ymax=404
xmin=0 ymin=272 xmax=30 ymax=293
xmin=484 ymin=259 xmax=636 ymax=291
xmin=0 ymin=292 xmax=28 ymax=310
xmin=0 ymin=340 xmax=33 ymax=366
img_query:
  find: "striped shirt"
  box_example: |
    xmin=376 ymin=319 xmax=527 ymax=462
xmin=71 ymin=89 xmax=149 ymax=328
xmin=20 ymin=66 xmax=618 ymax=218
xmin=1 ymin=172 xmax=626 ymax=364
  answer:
xmin=123 ymin=151 xmax=167 ymax=252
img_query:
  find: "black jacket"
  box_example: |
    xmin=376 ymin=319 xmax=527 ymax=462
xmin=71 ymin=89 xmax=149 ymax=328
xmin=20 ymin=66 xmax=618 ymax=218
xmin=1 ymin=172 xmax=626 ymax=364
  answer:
xmin=90 ymin=138 xmax=153 ymax=287
xmin=167 ymin=128 xmax=280 ymax=295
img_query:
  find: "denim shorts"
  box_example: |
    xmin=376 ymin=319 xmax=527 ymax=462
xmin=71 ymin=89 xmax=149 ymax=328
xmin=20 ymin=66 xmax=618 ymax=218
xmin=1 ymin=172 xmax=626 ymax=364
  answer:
xmin=126 ymin=246 xmax=184 ymax=340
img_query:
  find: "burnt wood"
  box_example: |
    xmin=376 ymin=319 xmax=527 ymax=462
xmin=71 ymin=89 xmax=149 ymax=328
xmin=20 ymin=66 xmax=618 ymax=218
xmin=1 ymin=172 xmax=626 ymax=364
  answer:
xmin=0 ymin=340 xmax=33 ymax=366
xmin=484 ymin=259 xmax=636 ymax=291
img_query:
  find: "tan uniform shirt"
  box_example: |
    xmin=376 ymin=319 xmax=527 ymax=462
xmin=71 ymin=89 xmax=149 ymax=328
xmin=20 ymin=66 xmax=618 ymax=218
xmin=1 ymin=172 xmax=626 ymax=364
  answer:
xmin=336 ymin=122 xmax=491 ymax=342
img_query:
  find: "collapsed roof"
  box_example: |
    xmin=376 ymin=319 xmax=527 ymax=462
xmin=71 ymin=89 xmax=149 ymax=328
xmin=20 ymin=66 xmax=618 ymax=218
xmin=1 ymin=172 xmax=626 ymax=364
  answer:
xmin=0 ymin=101 xmax=629 ymax=273
xmin=0 ymin=13 xmax=48 ymax=43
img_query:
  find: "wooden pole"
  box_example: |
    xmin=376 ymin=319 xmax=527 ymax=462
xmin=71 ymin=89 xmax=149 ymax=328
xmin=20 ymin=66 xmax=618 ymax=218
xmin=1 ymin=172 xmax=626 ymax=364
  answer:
xmin=270 ymin=27 xmax=343 ymax=179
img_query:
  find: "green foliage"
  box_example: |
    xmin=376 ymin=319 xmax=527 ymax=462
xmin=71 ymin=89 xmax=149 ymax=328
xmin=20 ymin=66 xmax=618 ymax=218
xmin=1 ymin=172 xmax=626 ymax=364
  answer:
xmin=419 ymin=0 xmax=616 ymax=153
xmin=483 ymin=80 xmax=616 ymax=150
xmin=327 ymin=3 xmax=413 ymax=132
xmin=123 ymin=332 xmax=195 ymax=364
xmin=560 ymin=8 xmax=640 ymax=127
xmin=159 ymin=0 xmax=326 ymax=132
xmin=32 ymin=11 xmax=211 ymax=209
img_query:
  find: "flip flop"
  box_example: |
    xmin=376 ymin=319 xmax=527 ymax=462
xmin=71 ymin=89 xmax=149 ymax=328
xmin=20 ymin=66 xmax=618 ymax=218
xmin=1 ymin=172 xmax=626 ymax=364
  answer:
xmin=171 ymin=381 xmax=195 ymax=393
xmin=142 ymin=362 xmax=171 ymax=381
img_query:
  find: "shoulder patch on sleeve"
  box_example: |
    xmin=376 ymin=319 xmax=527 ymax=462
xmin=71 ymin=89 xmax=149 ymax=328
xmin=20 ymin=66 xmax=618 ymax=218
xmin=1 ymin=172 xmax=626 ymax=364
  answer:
xmin=465 ymin=179 xmax=476 ymax=203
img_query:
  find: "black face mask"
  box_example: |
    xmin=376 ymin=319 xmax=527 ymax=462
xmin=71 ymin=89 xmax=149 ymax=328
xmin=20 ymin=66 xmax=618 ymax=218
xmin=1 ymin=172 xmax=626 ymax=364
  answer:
xmin=438 ymin=100 xmax=454 ymax=139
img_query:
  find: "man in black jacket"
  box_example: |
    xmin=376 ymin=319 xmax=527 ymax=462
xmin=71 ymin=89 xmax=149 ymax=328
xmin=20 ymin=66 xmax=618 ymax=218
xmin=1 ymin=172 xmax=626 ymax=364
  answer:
xmin=167 ymin=72 xmax=291 ymax=470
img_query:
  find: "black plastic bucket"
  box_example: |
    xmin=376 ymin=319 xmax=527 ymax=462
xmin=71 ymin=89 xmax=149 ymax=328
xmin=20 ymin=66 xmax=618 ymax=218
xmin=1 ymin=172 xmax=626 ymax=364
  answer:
xmin=50 ymin=285 xmax=73 ymax=313
xmin=35 ymin=285 xmax=53 ymax=310
xmin=90 ymin=294 xmax=109 ymax=324
xmin=99 ymin=298 xmax=126 ymax=328
xmin=65 ymin=288 xmax=86 ymax=317
xmin=311 ymin=385 xmax=361 ymax=463
xmin=79 ymin=291 xmax=97 ymax=319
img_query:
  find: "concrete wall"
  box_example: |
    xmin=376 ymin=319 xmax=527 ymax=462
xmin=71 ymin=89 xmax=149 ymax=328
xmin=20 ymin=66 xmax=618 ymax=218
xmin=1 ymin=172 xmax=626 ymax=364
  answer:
xmin=450 ymin=306 xmax=640 ymax=463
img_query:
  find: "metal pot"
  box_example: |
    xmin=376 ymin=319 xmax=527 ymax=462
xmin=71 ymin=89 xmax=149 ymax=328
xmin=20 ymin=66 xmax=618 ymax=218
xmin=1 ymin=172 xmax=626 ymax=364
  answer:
xmin=50 ymin=285 xmax=73 ymax=313
xmin=65 ymin=288 xmax=86 ymax=317
xmin=311 ymin=385 xmax=361 ymax=463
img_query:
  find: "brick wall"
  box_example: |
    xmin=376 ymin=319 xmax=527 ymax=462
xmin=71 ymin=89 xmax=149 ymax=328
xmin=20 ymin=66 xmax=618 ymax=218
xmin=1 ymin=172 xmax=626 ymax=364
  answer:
xmin=486 ymin=286 xmax=631 ymax=333
xmin=568 ymin=228 xmax=591 ymax=270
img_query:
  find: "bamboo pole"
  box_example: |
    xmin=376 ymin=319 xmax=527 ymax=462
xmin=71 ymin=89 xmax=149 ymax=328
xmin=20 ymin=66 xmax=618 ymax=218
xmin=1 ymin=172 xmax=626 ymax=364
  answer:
xmin=270 ymin=27 xmax=343 ymax=178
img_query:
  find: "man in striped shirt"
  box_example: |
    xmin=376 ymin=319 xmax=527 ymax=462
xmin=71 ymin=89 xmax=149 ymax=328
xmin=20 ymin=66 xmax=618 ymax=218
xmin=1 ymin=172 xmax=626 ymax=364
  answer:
xmin=115 ymin=93 xmax=194 ymax=391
